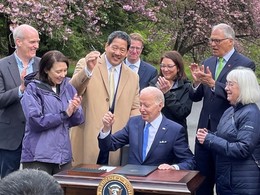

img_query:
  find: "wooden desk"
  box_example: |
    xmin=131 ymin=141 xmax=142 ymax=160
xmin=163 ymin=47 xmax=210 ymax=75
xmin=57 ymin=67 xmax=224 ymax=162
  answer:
xmin=54 ymin=164 xmax=204 ymax=195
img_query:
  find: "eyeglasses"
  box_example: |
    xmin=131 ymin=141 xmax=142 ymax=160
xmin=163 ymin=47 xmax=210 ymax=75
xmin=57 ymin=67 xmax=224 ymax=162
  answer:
xmin=226 ymin=81 xmax=237 ymax=87
xmin=129 ymin=46 xmax=142 ymax=51
xmin=209 ymin=38 xmax=230 ymax=44
xmin=160 ymin=64 xmax=176 ymax=69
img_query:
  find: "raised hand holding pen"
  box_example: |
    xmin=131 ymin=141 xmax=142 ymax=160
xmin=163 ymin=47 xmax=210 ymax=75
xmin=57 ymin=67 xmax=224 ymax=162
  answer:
xmin=84 ymin=51 xmax=101 ymax=72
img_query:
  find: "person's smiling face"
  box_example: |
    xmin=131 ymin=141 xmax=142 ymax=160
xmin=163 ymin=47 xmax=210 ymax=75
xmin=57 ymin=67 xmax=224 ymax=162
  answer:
xmin=225 ymin=80 xmax=240 ymax=105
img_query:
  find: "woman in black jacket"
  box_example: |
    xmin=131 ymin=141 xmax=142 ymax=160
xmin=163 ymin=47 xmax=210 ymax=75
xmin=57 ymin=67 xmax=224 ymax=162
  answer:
xmin=150 ymin=51 xmax=193 ymax=143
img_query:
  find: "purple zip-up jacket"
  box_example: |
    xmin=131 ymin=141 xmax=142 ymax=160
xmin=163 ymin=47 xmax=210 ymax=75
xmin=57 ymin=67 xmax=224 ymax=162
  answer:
xmin=21 ymin=77 xmax=84 ymax=165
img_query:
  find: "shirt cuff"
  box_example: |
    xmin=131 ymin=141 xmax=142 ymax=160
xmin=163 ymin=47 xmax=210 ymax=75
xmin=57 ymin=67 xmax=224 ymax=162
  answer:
xmin=172 ymin=164 xmax=180 ymax=170
xmin=84 ymin=66 xmax=93 ymax=78
xmin=99 ymin=129 xmax=111 ymax=139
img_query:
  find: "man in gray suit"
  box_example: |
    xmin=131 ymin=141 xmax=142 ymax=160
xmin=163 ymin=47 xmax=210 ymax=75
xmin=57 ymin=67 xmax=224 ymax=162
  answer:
xmin=0 ymin=24 xmax=40 ymax=178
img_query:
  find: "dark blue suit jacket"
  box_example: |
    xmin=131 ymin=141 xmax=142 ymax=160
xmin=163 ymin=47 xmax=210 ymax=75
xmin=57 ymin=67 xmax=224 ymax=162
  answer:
xmin=138 ymin=60 xmax=157 ymax=90
xmin=98 ymin=115 xmax=196 ymax=170
xmin=0 ymin=54 xmax=40 ymax=150
xmin=189 ymin=50 xmax=255 ymax=133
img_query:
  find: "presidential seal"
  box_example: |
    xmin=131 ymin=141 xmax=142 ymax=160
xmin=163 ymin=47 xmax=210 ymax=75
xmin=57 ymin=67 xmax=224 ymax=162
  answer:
xmin=97 ymin=174 xmax=134 ymax=195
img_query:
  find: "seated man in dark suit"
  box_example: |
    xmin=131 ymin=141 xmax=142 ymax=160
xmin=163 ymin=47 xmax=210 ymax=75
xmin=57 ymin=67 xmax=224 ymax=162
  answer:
xmin=98 ymin=86 xmax=195 ymax=170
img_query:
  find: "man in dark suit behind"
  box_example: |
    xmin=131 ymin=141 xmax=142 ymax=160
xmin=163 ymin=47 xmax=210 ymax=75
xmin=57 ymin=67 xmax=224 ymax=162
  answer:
xmin=189 ymin=23 xmax=255 ymax=195
xmin=0 ymin=24 xmax=40 ymax=178
xmin=98 ymin=86 xmax=195 ymax=170
xmin=125 ymin=33 xmax=158 ymax=90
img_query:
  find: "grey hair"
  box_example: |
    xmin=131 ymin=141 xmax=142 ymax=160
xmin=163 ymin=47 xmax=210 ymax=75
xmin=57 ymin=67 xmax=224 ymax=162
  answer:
xmin=140 ymin=86 xmax=165 ymax=106
xmin=13 ymin=24 xmax=38 ymax=43
xmin=226 ymin=67 xmax=260 ymax=105
xmin=0 ymin=169 xmax=64 ymax=195
xmin=212 ymin=23 xmax=235 ymax=40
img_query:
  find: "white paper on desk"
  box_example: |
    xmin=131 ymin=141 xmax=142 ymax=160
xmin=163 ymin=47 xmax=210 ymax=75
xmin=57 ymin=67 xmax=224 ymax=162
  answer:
xmin=99 ymin=166 xmax=117 ymax=172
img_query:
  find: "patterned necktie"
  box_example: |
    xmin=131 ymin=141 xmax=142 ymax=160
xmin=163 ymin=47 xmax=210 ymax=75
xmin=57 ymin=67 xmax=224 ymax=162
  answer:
xmin=109 ymin=67 xmax=115 ymax=107
xmin=142 ymin=123 xmax=151 ymax=161
xmin=215 ymin=57 xmax=224 ymax=79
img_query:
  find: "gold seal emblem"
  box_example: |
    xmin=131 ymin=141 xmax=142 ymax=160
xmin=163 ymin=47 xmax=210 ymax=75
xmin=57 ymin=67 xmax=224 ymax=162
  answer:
xmin=97 ymin=174 xmax=134 ymax=195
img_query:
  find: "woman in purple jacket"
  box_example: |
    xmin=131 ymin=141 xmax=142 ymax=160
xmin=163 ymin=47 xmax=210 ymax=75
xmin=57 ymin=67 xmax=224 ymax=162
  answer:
xmin=21 ymin=50 xmax=84 ymax=175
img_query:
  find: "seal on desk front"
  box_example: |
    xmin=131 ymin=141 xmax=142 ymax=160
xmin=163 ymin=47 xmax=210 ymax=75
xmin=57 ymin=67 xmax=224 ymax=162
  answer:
xmin=97 ymin=174 xmax=134 ymax=195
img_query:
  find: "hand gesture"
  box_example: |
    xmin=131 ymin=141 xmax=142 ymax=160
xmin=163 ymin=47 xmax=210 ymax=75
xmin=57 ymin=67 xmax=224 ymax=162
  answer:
xmin=156 ymin=76 xmax=172 ymax=94
xmin=20 ymin=67 xmax=27 ymax=93
xmin=85 ymin=51 xmax=101 ymax=72
xmin=66 ymin=94 xmax=82 ymax=117
xmin=189 ymin=63 xmax=204 ymax=87
xmin=158 ymin=163 xmax=176 ymax=170
xmin=199 ymin=67 xmax=215 ymax=88
xmin=102 ymin=111 xmax=115 ymax=132
xmin=196 ymin=128 xmax=208 ymax=144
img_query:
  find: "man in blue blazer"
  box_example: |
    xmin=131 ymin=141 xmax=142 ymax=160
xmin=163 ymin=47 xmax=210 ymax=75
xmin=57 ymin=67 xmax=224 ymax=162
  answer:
xmin=125 ymin=33 xmax=158 ymax=90
xmin=98 ymin=86 xmax=195 ymax=170
xmin=0 ymin=24 xmax=40 ymax=178
xmin=189 ymin=23 xmax=255 ymax=195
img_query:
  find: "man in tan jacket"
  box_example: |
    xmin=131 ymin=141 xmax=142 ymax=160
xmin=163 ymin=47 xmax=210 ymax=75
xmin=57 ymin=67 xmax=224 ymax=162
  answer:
xmin=70 ymin=31 xmax=140 ymax=166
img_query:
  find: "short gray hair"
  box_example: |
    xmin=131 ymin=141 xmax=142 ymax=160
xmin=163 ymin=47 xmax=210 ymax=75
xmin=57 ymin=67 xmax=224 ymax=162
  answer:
xmin=212 ymin=23 xmax=235 ymax=39
xmin=140 ymin=86 xmax=165 ymax=106
xmin=13 ymin=24 xmax=38 ymax=42
xmin=227 ymin=67 xmax=260 ymax=105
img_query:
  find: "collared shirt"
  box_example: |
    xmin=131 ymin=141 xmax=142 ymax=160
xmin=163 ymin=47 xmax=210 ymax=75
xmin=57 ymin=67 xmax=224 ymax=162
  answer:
xmin=14 ymin=51 xmax=34 ymax=75
xmin=105 ymin=55 xmax=121 ymax=92
xmin=145 ymin=113 xmax=162 ymax=153
xmin=215 ymin=47 xmax=235 ymax=77
xmin=125 ymin=58 xmax=140 ymax=74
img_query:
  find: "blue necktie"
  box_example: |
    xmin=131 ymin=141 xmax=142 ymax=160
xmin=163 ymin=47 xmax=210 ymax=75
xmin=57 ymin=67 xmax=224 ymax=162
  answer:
xmin=142 ymin=123 xmax=151 ymax=161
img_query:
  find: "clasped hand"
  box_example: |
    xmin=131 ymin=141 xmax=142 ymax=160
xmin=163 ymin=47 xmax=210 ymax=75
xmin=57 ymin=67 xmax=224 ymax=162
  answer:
xmin=156 ymin=76 xmax=172 ymax=94
xmin=102 ymin=111 xmax=115 ymax=132
xmin=66 ymin=94 xmax=82 ymax=117
xmin=196 ymin=128 xmax=208 ymax=144
xmin=189 ymin=63 xmax=215 ymax=88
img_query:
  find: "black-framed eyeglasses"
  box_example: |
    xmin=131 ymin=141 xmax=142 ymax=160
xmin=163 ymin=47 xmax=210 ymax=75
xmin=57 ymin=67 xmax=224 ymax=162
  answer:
xmin=209 ymin=38 xmax=230 ymax=44
xmin=160 ymin=64 xmax=176 ymax=69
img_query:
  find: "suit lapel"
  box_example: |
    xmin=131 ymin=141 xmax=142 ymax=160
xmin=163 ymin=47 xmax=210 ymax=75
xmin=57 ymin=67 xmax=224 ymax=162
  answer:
xmin=138 ymin=61 xmax=145 ymax=82
xmin=97 ymin=54 xmax=109 ymax=95
xmin=145 ymin=116 xmax=168 ymax=160
xmin=115 ymin=63 xmax=130 ymax=101
xmin=217 ymin=51 xmax=238 ymax=81
xmin=138 ymin=119 xmax=146 ymax=161
xmin=7 ymin=55 xmax=21 ymax=86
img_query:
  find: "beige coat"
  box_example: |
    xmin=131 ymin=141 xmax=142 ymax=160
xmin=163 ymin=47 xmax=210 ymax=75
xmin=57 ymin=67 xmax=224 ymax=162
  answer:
xmin=69 ymin=54 xmax=140 ymax=166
